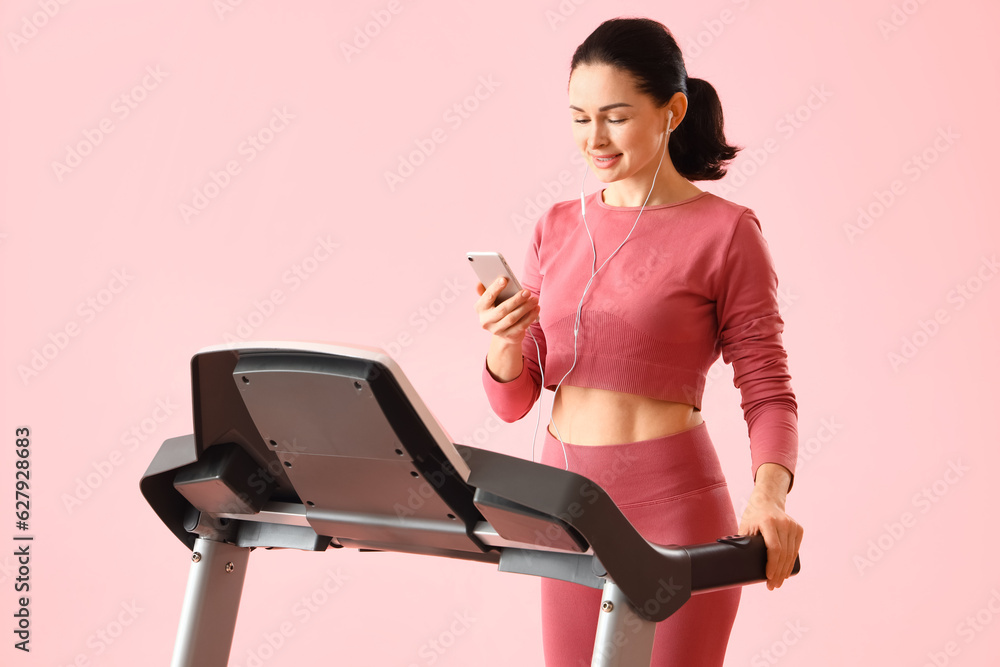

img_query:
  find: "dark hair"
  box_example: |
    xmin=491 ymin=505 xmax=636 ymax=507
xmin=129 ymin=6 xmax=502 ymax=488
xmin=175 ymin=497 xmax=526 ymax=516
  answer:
xmin=569 ymin=17 xmax=741 ymax=181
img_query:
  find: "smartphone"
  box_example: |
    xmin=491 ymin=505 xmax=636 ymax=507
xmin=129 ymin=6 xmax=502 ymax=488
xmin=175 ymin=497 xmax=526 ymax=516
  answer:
xmin=467 ymin=252 xmax=523 ymax=305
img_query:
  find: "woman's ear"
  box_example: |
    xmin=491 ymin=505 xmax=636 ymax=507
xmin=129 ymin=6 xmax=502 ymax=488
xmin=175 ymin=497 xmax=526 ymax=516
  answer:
xmin=666 ymin=92 xmax=688 ymax=132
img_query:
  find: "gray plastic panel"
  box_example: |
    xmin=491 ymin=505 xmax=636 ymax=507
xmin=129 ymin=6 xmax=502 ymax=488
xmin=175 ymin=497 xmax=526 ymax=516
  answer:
xmin=307 ymin=508 xmax=484 ymax=554
xmin=228 ymin=349 xmax=489 ymax=557
xmin=275 ymin=452 xmax=458 ymax=520
xmin=234 ymin=362 xmax=404 ymax=461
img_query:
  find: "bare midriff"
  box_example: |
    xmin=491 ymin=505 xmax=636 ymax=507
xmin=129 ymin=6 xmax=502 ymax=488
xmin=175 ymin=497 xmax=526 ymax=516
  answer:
xmin=547 ymin=385 xmax=704 ymax=446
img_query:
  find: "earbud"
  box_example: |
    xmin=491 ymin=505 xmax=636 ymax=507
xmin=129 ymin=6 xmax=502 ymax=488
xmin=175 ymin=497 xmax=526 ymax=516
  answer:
xmin=580 ymin=109 xmax=674 ymax=220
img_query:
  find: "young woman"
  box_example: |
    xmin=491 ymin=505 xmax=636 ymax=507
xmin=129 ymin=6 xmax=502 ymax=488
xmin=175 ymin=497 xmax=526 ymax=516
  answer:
xmin=473 ymin=17 xmax=803 ymax=667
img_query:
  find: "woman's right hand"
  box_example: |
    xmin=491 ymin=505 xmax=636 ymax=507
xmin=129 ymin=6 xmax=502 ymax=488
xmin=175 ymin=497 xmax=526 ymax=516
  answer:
xmin=474 ymin=276 xmax=540 ymax=345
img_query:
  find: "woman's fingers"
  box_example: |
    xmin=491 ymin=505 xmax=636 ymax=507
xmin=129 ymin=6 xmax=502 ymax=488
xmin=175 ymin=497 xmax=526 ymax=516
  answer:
xmin=475 ymin=280 xmax=538 ymax=336
xmin=759 ymin=523 xmax=782 ymax=589
xmin=497 ymin=295 xmax=537 ymax=327
xmin=784 ymin=522 xmax=804 ymax=582
xmin=509 ymin=303 xmax=541 ymax=333
xmin=474 ymin=276 xmax=508 ymax=313
xmin=759 ymin=516 xmax=803 ymax=589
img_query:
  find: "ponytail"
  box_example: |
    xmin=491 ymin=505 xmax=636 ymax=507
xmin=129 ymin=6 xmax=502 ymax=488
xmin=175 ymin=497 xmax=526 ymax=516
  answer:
xmin=668 ymin=77 xmax=742 ymax=181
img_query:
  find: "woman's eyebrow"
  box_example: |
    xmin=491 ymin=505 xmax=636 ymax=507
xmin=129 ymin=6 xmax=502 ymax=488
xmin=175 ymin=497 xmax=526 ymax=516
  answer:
xmin=568 ymin=102 xmax=633 ymax=112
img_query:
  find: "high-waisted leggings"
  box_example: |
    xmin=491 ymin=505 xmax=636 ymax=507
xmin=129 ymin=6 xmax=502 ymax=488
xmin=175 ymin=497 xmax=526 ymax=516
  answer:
xmin=539 ymin=420 xmax=741 ymax=667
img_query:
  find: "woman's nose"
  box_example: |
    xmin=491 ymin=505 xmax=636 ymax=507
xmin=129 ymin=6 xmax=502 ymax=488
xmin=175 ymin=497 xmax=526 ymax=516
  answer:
xmin=586 ymin=125 xmax=607 ymax=150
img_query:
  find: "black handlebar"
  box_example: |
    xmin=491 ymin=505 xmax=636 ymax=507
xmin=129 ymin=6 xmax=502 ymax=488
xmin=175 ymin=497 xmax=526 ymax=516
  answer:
xmin=682 ymin=533 xmax=801 ymax=593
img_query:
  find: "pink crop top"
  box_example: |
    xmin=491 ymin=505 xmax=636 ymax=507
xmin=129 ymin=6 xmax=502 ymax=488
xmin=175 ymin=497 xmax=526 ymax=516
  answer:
xmin=481 ymin=189 xmax=798 ymax=484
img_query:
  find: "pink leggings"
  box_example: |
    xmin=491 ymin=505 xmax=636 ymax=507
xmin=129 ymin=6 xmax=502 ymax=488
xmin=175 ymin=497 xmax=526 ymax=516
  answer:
xmin=539 ymin=421 xmax=741 ymax=667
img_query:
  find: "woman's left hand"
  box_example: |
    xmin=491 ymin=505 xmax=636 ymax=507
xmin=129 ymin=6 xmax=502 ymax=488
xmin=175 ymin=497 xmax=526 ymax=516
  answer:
xmin=737 ymin=463 xmax=803 ymax=590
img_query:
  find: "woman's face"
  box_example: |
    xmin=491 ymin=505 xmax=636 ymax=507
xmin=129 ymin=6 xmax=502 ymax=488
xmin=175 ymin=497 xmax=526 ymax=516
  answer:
xmin=568 ymin=63 xmax=671 ymax=185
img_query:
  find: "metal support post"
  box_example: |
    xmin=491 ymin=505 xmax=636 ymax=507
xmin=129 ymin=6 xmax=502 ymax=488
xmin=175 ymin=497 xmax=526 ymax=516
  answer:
xmin=171 ymin=537 xmax=250 ymax=667
xmin=590 ymin=579 xmax=657 ymax=666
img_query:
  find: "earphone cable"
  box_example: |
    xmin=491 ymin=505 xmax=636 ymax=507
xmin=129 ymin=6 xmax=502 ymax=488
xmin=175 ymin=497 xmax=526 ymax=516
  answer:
xmin=541 ymin=123 xmax=672 ymax=469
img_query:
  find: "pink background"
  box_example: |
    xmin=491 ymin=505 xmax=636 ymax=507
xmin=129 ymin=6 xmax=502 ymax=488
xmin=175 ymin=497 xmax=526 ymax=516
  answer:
xmin=3 ymin=1 xmax=998 ymax=665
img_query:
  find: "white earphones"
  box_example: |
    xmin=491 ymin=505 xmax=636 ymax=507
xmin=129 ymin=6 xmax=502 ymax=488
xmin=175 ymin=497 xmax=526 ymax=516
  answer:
xmin=528 ymin=109 xmax=675 ymax=468
xmin=579 ymin=110 xmax=673 ymax=218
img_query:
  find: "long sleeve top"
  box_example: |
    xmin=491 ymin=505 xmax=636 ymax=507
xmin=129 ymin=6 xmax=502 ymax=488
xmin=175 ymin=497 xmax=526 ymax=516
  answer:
xmin=481 ymin=189 xmax=798 ymax=485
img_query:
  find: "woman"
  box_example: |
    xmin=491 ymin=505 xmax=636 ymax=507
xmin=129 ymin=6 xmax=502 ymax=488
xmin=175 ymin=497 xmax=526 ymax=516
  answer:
xmin=473 ymin=17 xmax=803 ymax=667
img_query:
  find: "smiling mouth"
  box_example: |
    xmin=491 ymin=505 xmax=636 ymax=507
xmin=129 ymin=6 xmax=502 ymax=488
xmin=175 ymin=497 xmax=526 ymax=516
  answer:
xmin=594 ymin=154 xmax=622 ymax=163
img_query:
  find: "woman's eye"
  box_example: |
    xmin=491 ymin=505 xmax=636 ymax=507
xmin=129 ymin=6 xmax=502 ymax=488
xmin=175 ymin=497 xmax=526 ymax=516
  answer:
xmin=573 ymin=118 xmax=627 ymax=124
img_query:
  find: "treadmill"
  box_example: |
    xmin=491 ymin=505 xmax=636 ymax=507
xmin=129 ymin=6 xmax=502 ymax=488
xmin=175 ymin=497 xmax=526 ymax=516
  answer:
xmin=140 ymin=341 xmax=800 ymax=666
